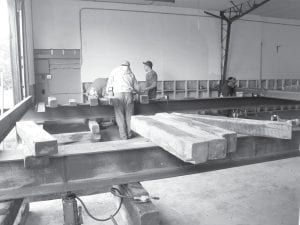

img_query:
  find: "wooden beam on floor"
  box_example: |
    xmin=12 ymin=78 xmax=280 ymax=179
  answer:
xmin=0 ymin=96 xmax=32 ymax=143
xmin=155 ymin=113 xmax=237 ymax=153
xmin=0 ymin=133 xmax=298 ymax=202
xmin=174 ymin=113 xmax=292 ymax=139
xmin=16 ymin=121 xmax=58 ymax=156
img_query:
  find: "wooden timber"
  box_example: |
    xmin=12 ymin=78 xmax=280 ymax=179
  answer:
xmin=155 ymin=113 xmax=237 ymax=153
xmin=52 ymin=131 xmax=100 ymax=144
xmin=0 ymin=132 xmax=298 ymax=202
xmin=173 ymin=113 xmax=292 ymax=139
xmin=88 ymin=120 xmax=100 ymax=134
xmin=16 ymin=121 xmax=58 ymax=156
xmin=0 ymin=96 xmax=32 ymax=143
xmin=131 ymin=116 xmax=210 ymax=164
xmin=151 ymin=114 xmax=227 ymax=159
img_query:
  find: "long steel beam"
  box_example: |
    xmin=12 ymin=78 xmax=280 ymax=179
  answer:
xmin=21 ymin=97 xmax=300 ymax=123
xmin=0 ymin=96 xmax=32 ymax=143
xmin=0 ymin=133 xmax=299 ymax=202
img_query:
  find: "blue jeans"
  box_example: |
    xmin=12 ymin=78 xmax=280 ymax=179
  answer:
xmin=113 ymin=92 xmax=134 ymax=139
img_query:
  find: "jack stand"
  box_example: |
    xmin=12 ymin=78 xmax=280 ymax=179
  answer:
xmin=62 ymin=192 xmax=83 ymax=225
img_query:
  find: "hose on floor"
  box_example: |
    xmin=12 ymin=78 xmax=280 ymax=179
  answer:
xmin=75 ymin=187 xmax=123 ymax=224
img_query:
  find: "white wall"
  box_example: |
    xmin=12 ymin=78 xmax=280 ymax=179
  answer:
xmin=80 ymin=9 xmax=220 ymax=81
xmin=31 ymin=0 xmax=300 ymax=81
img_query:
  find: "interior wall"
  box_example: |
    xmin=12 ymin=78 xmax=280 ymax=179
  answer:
xmin=31 ymin=0 xmax=300 ymax=82
xmin=80 ymin=9 xmax=220 ymax=82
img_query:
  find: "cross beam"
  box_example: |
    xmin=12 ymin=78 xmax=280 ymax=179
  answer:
xmin=0 ymin=133 xmax=299 ymax=202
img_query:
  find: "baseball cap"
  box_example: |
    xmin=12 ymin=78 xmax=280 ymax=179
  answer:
xmin=121 ymin=61 xmax=130 ymax=67
xmin=143 ymin=60 xmax=153 ymax=68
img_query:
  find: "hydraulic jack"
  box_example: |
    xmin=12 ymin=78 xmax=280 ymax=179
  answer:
xmin=62 ymin=192 xmax=83 ymax=225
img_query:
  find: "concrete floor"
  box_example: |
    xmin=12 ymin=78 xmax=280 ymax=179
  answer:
xmin=25 ymin=157 xmax=300 ymax=225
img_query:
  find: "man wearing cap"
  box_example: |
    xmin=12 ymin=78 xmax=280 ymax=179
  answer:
xmin=106 ymin=61 xmax=139 ymax=139
xmin=143 ymin=61 xmax=158 ymax=99
xmin=221 ymin=76 xmax=237 ymax=97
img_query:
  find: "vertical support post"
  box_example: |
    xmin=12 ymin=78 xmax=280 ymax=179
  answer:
xmin=206 ymin=80 xmax=210 ymax=98
xmin=173 ymin=81 xmax=176 ymax=99
xmin=184 ymin=80 xmax=188 ymax=99
xmin=221 ymin=19 xmax=232 ymax=86
xmin=259 ymin=41 xmax=263 ymax=88
xmin=196 ymin=80 xmax=199 ymax=99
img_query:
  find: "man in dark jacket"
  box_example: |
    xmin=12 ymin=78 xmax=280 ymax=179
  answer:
xmin=143 ymin=61 xmax=158 ymax=99
xmin=221 ymin=77 xmax=237 ymax=97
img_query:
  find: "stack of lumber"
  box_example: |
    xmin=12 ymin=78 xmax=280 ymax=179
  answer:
xmin=131 ymin=113 xmax=292 ymax=164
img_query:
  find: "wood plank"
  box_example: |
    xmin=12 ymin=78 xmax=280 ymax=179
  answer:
xmin=0 ymin=96 xmax=32 ymax=143
xmin=131 ymin=116 xmax=210 ymax=164
xmin=16 ymin=121 xmax=58 ymax=156
xmin=173 ymin=113 xmax=292 ymax=139
xmin=155 ymin=113 xmax=237 ymax=153
xmin=52 ymin=131 xmax=100 ymax=144
xmin=88 ymin=120 xmax=100 ymax=134
xmin=152 ymin=114 xmax=227 ymax=159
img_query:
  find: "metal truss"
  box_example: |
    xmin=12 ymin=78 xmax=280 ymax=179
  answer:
xmin=205 ymin=0 xmax=271 ymax=89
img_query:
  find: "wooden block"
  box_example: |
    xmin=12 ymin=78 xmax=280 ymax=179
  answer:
xmin=16 ymin=121 xmax=58 ymax=156
xmin=68 ymin=99 xmax=77 ymax=106
xmin=153 ymin=114 xmax=227 ymax=159
xmin=156 ymin=113 xmax=237 ymax=153
xmin=52 ymin=131 xmax=101 ymax=144
xmin=36 ymin=102 xmax=45 ymax=112
xmin=47 ymin=97 xmax=57 ymax=108
xmin=88 ymin=120 xmax=100 ymax=134
xmin=131 ymin=116 xmax=209 ymax=164
xmin=88 ymin=96 xmax=98 ymax=106
xmin=174 ymin=113 xmax=292 ymax=139
xmin=139 ymin=95 xmax=149 ymax=104
xmin=117 ymin=183 xmax=160 ymax=225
